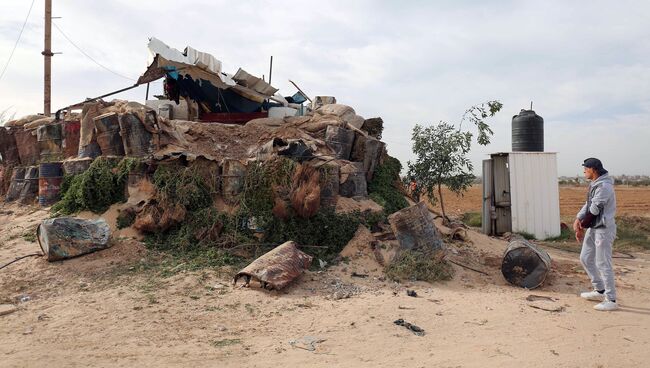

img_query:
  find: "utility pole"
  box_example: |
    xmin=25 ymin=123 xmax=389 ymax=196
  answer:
xmin=43 ymin=0 xmax=53 ymax=116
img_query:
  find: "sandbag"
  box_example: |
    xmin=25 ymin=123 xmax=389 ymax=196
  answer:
xmin=24 ymin=117 xmax=55 ymax=130
xmin=315 ymin=104 xmax=364 ymax=129
xmin=4 ymin=114 xmax=42 ymax=128
xmin=37 ymin=217 xmax=111 ymax=261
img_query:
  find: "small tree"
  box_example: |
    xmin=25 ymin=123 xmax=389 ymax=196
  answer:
xmin=408 ymin=101 xmax=502 ymax=220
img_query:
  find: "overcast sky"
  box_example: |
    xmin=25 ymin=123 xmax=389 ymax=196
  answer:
xmin=1 ymin=0 xmax=648 ymax=176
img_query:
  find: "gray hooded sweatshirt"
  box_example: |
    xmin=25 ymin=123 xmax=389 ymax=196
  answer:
xmin=577 ymin=174 xmax=616 ymax=229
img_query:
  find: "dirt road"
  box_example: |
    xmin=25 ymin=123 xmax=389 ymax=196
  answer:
xmin=1 ymin=203 xmax=650 ymax=367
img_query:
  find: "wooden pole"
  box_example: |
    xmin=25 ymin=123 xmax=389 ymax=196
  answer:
xmin=268 ymin=55 xmax=273 ymax=85
xmin=43 ymin=0 xmax=52 ymax=116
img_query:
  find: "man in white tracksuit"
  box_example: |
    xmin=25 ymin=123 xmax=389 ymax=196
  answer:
xmin=573 ymin=158 xmax=618 ymax=311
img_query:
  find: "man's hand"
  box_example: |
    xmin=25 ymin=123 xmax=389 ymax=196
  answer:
xmin=573 ymin=218 xmax=585 ymax=244
xmin=573 ymin=218 xmax=582 ymax=233
xmin=575 ymin=228 xmax=585 ymax=244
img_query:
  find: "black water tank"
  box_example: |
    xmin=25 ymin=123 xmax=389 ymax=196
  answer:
xmin=512 ymin=109 xmax=544 ymax=152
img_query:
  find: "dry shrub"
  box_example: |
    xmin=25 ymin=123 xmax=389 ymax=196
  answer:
xmin=272 ymin=197 xmax=289 ymax=219
xmin=290 ymin=164 xmax=321 ymax=218
xmin=134 ymin=199 xmax=187 ymax=233
xmin=385 ymin=250 xmax=454 ymax=283
xmin=193 ymin=220 xmax=223 ymax=242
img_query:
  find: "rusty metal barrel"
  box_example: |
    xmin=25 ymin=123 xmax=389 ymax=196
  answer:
xmin=93 ymin=112 xmax=125 ymax=156
xmin=39 ymin=162 xmax=64 ymax=206
xmin=501 ymin=239 xmax=552 ymax=289
xmin=119 ymin=112 xmax=153 ymax=157
xmin=62 ymin=157 xmax=93 ymax=176
xmin=222 ymin=159 xmax=246 ymax=204
xmin=37 ymin=124 xmax=63 ymax=161
xmin=5 ymin=167 xmax=26 ymax=202
xmin=325 ymin=125 xmax=355 ymax=160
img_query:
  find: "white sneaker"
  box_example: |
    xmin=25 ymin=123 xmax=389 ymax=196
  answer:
xmin=580 ymin=290 xmax=605 ymax=301
xmin=594 ymin=300 xmax=618 ymax=311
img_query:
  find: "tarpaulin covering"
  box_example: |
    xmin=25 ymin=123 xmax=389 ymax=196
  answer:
xmin=137 ymin=38 xmax=280 ymax=112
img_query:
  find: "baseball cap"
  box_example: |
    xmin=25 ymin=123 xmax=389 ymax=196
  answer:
xmin=582 ymin=157 xmax=608 ymax=175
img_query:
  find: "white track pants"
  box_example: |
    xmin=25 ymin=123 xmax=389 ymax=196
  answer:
xmin=580 ymin=226 xmax=617 ymax=301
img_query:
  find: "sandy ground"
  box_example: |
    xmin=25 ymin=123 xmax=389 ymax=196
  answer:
xmin=1 ymin=202 xmax=650 ymax=367
xmin=430 ymin=185 xmax=650 ymax=219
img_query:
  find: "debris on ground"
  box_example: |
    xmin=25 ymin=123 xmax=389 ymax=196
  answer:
xmin=526 ymin=294 xmax=565 ymax=312
xmin=37 ymin=217 xmax=111 ymax=261
xmin=406 ymin=289 xmax=418 ymax=297
xmin=233 ymin=241 xmax=313 ymax=290
xmin=393 ymin=318 xmax=425 ymax=336
xmin=0 ymin=304 xmax=18 ymax=317
xmin=289 ymin=336 xmax=327 ymax=352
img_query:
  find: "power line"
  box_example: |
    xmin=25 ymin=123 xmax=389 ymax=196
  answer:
xmin=0 ymin=0 xmax=36 ymax=82
xmin=52 ymin=22 xmax=136 ymax=81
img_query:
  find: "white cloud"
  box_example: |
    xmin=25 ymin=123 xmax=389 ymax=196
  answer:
xmin=1 ymin=0 xmax=648 ymax=175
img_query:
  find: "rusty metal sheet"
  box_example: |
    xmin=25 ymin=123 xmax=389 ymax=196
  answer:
xmin=234 ymin=241 xmax=313 ymax=290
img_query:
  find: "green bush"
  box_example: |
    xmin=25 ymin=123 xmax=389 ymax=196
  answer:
xmin=153 ymin=164 xmax=212 ymax=211
xmin=461 ymin=212 xmax=482 ymax=227
xmin=52 ymin=157 xmax=136 ymax=215
xmin=368 ymin=155 xmax=408 ymax=215
xmin=264 ymin=210 xmax=361 ymax=263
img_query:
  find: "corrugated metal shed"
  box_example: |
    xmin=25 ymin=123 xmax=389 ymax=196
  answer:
xmin=482 ymin=152 xmax=561 ymax=240
xmin=507 ymin=152 xmax=561 ymax=239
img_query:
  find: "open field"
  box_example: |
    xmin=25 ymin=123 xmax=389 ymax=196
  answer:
xmin=429 ymin=185 xmax=650 ymax=220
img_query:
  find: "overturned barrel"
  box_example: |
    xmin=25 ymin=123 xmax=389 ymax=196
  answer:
xmin=37 ymin=217 xmax=111 ymax=261
xmin=501 ymin=239 xmax=551 ymax=289
xmin=39 ymin=162 xmax=63 ymax=206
